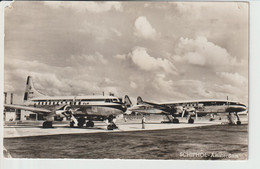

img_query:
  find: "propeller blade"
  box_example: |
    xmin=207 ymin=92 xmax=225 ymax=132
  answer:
xmin=182 ymin=110 xmax=185 ymax=118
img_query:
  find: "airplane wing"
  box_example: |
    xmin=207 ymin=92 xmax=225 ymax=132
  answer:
xmin=4 ymin=104 xmax=52 ymax=115
xmin=137 ymin=96 xmax=172 ymax=113
xmin=142 ymin=101 xmax=171 ymax=112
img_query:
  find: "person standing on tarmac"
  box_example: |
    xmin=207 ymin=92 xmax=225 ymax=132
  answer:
xmin=142 ymin=116 xmax=146 ymax=129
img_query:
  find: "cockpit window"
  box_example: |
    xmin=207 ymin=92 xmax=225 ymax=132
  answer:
xmin=112 ymin=99 xmax=118 ymax=102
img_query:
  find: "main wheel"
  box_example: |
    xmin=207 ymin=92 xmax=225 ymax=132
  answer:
xmin=70 ymin=121 xmax=74 ymax=127
xmin=90 ymin=121 xmax=94 ymax=127
xmin=42 ymin=121 xmax=53 ymax=128
xmin=107 ymin=123 xmax=118 ymax=130
xmin=172 ymin=118 xmax=179 ymax=123
xmin=188 ymin=118 xmax=194 ymax=124
xmin=107 ymin=124 xmax=114 ymax=130
xmin=77 ymin=117 xmax=85 ymax=127
xmin=86 ymin=121 xmax=94 ymax=127
xmin=237 ymin=121 xmax=242 ymax=125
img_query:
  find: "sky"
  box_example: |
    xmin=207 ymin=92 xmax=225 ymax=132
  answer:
xmin=3 ymin=1 xmax=248 ymax=105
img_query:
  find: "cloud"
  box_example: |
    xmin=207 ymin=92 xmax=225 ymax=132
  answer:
xmin=128 ymin=47 xmax=177 ymax=75
xmin=113 ymin=54 xmax=126 ymax=60
xmin=44 ymin=1 xmax=123 ymax=13
xmin=134 ymin=16 xmax=158 ymax=39
xmin=152 ymin=74 xmax=173 ymax=91
xmin=130 ymin=81 xmax=137 ymax=89
xmin=4 ymin=2 xmax=248 ymax=105
xmin=216 ymin=72 xmax=247 ymax=86
xmin=173 ymin=36 xmax=239 ymax=67
xmin=68 ymin=52 xmax=108 ymax=66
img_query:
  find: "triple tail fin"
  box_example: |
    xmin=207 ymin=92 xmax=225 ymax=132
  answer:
xmin=137 ymin=96 xmax=143 ymax=105
xmin=124 ymin=95 xmax=132 ymax=108
xmin=23 ymin=76 xmax=45 ymax=102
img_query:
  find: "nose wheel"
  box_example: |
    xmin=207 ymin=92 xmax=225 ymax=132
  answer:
xmin=107 ymin=122 xmax=118 ymax=130
xmin=235 ymin=113 xmax=242 ymax=125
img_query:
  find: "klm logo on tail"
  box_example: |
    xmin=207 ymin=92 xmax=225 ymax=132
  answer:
xmin=23 ymin=76 xmax=44 ymax=101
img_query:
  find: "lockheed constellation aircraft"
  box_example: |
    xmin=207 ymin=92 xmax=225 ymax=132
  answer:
xmin=127 ymin=96 xmax=247 ymax=125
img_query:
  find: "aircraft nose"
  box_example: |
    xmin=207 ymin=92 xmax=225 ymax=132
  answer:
xmin=241 ymin=104 xmax=247 ymax=112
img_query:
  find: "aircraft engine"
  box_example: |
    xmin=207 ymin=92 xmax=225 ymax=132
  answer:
xmin=175 ymin=106 xmax=184 ymax=114
xmin=55 ymin=105 xmax=73 ymax=117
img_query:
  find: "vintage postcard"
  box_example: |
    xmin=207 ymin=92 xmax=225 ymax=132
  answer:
xmin=2 ymin=1 xmax=248 ymax=162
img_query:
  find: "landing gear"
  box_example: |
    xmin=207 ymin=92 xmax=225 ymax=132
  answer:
xmin=227 ymin=113 xmax=242 ymax=125
xmin=107 ymin=122 xmax=118 ymax=130
xmin=172 ymin=117 xmax=179 ymax=123
xmin=42 ymin=121 xmax=53 ymax=128
xmin=227 ymin=113 xmax=235 ymax=125
xmin=86 ymin=121 xmax=94 ymax=128
xmin=161 ymin=115 xmax=179 ymax=123
xmin=70 ymin=121 xmax=74 ymax=127
xmin=235 ymin=113 xmax=242 ymax=125
xmin=77 ymin=117 xmax=86 ymax=127
xmin=106 ymin=116 xmax=118 ymax=130
xmin=188 ymin=118 xmax=194 ymax=124
xmin=209 ymin=114 xmax=215 ymax=121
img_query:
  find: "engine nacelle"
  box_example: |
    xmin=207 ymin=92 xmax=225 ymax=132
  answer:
xmin=55 ymin=105 xmax=72 ymax=117
xmin=175 ymin=106 xmax=184 ymax=114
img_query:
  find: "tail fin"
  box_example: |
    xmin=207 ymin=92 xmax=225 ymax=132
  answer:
xmin=23 ymin=76 xmax=45 ymax=101
xmin=137 ymin=96 xmax=143 ymax=105
xmin=124 ymin=95 xmax=132 ymax=108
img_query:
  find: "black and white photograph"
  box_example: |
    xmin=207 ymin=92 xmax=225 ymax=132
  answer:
xmin=2 ymin=1 xmax=249 ymax=161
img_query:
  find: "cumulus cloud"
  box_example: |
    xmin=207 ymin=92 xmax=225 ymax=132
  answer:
xmin=4 ymin=2 xmax=248 ymax=105
xmin=128 ymin=47 xmax=177 ymax=75
xmin=44 ymin=1 xmax=123 ymax=13
xmin=134 ymin=16 xmax=158 ymax=39
xmin=152 ymin=74 xmax=173 ymax=91
xmin=173 ymin=36 xmax=239 ymax=67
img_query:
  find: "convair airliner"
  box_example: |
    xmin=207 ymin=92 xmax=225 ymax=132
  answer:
xmin=4 ymin=76 xmax=131 ymax=130
xmin=127 ymin=96 xmax=247 ymax=125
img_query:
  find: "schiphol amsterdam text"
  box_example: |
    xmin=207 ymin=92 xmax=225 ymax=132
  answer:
xmin=179 ymin=151 xmax=239 ymax=159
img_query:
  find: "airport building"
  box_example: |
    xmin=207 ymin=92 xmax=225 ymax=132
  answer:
xmin=3 ymin=92 xmax=40 ymax=122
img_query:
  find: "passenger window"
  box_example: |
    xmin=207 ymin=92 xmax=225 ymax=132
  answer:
xmin=105 ymin=99 xmax=111 ymax=103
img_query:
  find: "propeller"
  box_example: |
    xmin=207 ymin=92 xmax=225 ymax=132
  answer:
xmin=182 ymin=109 xmax=186 ymax=118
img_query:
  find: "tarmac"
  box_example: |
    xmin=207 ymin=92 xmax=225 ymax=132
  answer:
xmin=3 ymin=115 xmax=248 ymax=159
xmin=3 ymin=115 xmax=248 ymax=138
